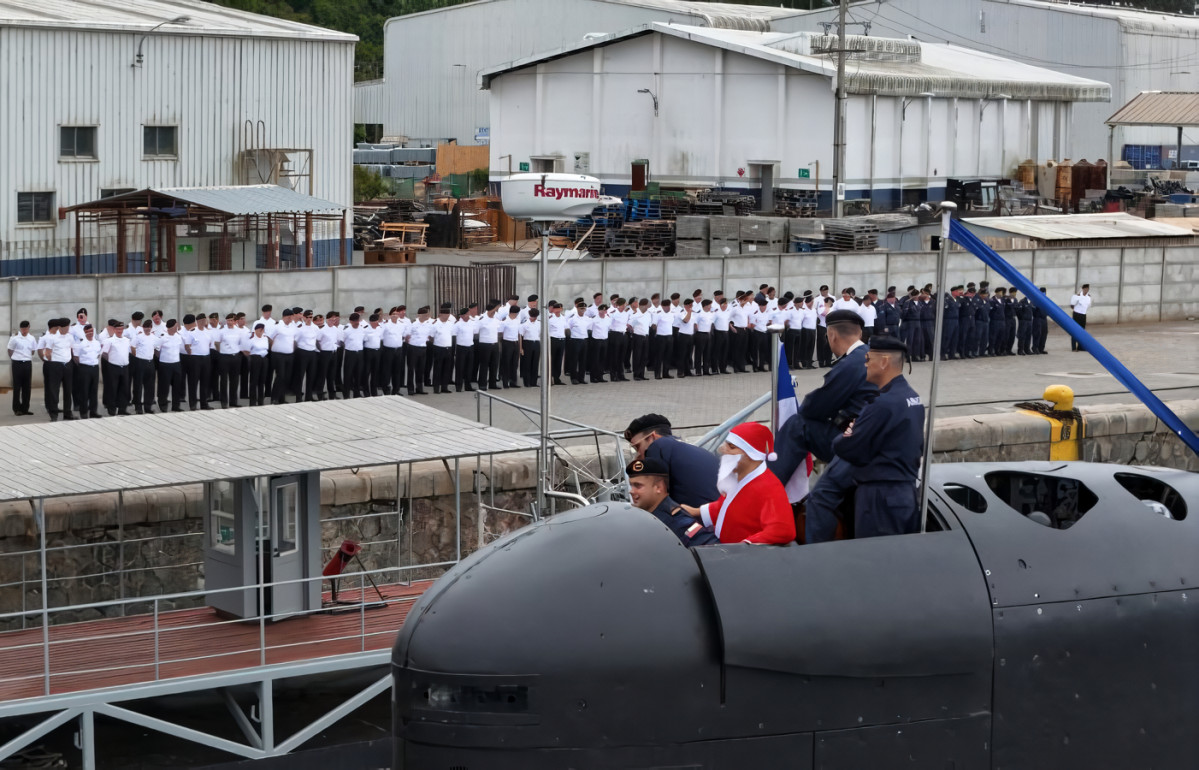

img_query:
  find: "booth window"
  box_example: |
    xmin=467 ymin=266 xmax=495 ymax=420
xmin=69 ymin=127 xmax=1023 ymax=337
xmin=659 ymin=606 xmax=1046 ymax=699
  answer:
xmin=209 ymin=480 xmax=236 ymax=551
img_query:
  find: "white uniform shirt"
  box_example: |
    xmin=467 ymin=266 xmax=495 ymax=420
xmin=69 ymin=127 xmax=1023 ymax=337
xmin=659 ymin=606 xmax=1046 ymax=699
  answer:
xmin=133 ymin=332 xmax=157 ymax=361
xmin=296 ymin=322 xmax=319 ymax=352
xmin=73 ymin=338 xmax=102 ymax=366
xmin=318 ymin=324 xmax=342 ymax=352
xmin=382 ymin=320 xmax=406 ymax=349
xmin=731 ymin=303 xmax=751 ymax=329
xmin=431 ymin=318 xmax=455 ymax=348
xmin=364 ymin=323 xmax=384 ymax=350
xmin=677 ymin=309 xmax=697 ymax=336
xmin=343 ymin=324 xmax=367 ymax=352
xmin=270 ymin=322 xmax=297 ymax=354
xmin=70 ymin=322 xmax=88 ymax=342
xmin=832 ymin=297 xmax=859 ymax=313
xmin=859 ymin=304 xmax=878 ymax=329
xmin=608 ymin=308 xmax=629 ymax=334
xmin=750 ymin=307 xmax=771 ymax=332
xmin=7 ymin=333 xmax=37 ymax=361
xmin=500 ymin=316 xmax=522 ymax=342
xmin=248 ymin=335 xmax=271 ymax=357
xmin=801 ymin=305 xmax=818 ymax=330
xmin=1070 ymin=293 xmax=1092 ymax=315
xmin=694 ymin=309 xmax=714 ymax=333
xmin=568 ymin=312 xmax=592 ymax=339
xmin=653 ymin=311 xmax=675 ymax=336
xmin=102 ymin=335 xmax=132 ymax=366
xmin=590 ymin=315 xmax=610 ymax=340
xmin=407 ymin=319 xmax=433 ymax=347
xmin=476 ymin=314 xmax=501 ymax=344
xmin=713 ymin=306 xmax=732 ymax=332
xmin=520 ymin=319 xmax=541 ymax=341
xmin=630 ymin=310 xmax=652 ymax=337
xmin=218 ymin=325 xmax=244 ymax=355
xmin=584 ymin=301 xmax=602 ymax=319
xmin=157 ymin=333 xmax=184 ymax=364
xmin=255 ymin=317 xmax=277 ymax=336
xmin=454 ymin=316 xmax=477 ymax=347
xmin=547 ymin=314 xmax=568 ymax=340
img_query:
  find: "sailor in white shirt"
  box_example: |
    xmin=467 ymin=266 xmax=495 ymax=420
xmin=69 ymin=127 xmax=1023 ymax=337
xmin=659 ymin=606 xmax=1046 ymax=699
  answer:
xmin=475 ymin=301 xmax=502 ymax=390
xmin=255 ymin=305 xmax=278 ymax=338
xmin=155 ymin=319 xmax=186 ymax=412
xmin=150 ymin=310 xmax=167 ymax=338
xmin=545 ymin=302 xmax=569 ymax=385
xmin=101 ymin=323 xmax=133 ymax=415
xmin=131 ymin=320 xmax=159 ymax=414
xmin=182 ymin=314 xmax=213 ymax=410
xmin=430 ymin=303 xmax=456 ymax=394
xmin=832 ymin=289 xmax=860 ymax=314
xmin=651 ymin=300 xmax=676 ymax=379
xmin=712 ymin=297 xmax=732 ymax=374
xmin=586 ymin=305 xmax=611 ymax=383
xmin=564 ymin=302 xmax=592 ymax=384
xmin=797 ymin=294 xmax=818 ymax=369
xmin=675 ymin=299 xmax=697 ymax=377
xmin=216 ymin=314 xmax=246 ymax=408
xmin=518 ymin=294 xmax=538 ymax=325
xmin=606 ymin=299 xmax=630 ymax=382
xmin=817 ymin=296 xmax=834 ymax=367
xmin=583 ymin=292 xmax=604 ymax=319
xmin=315 ymin=313 xmax=341 ymax=400
xmin=70 ymin=308 xmax=90 ymax=343
xmin=381 ymin=307 xmax=407 ymax=395
xmin=765 ymin=288 xmax=779 ymax=314
xmin=454 ymin=304 xmax=479 ymax=392
xmin=7 ymin=320 xmax=37 ymax=416
xmin=518 ymin=307 xmax=541 ymax=387
xmin=405 ymin=306 xmax=433 ymax=395
xmin=71 ymin=323 xmax=103 ymax=419
xmin=1069 ymin=283 xmax=1092 ymax=352
xmin=500 ymin=305 xmax=523 ymax=388
xmin=692 ymin=298 xmax=715 ymax=376
xmin=629 ymin=299 xmax=653 ymax=380
xmin=342 ymin=312 xmax=368 ymax=398
xmin=246 ymin=323 xmax=272 ymax=406
xmin=268 ymin=309 xmax=297 ymax=404
xmin=295 ymin=310 xmax=321 ymax=402
xmin=749 ymin=298 xmax=772 ymax=372
xmin=363 ymin=313 xmax=386 ymax=396
xmin=729 ymin=294 xmax=752 ymax=373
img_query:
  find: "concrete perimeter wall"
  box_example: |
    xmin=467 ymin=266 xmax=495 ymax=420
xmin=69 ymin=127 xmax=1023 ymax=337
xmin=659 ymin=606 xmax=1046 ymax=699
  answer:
xmin=2 ymin=244 xmax=1196 ymax=387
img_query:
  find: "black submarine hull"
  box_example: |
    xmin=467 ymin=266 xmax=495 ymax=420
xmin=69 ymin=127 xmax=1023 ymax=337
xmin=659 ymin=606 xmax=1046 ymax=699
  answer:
xmin=392 ymin=462 xmax=1199 ymax=769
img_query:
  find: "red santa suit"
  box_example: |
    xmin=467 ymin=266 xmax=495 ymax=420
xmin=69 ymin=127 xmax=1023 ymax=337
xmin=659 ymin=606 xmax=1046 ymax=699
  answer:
xmin=699 ymin=423 xmax=797 ymax=545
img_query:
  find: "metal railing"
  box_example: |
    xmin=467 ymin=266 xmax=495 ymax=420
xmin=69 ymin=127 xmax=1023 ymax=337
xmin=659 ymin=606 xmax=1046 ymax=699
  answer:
xmin=695 ymin=390 xmax=772 ymax=453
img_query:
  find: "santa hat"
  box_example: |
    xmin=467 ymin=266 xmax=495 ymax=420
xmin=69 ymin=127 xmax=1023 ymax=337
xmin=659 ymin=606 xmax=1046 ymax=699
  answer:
xmin=726 ymin=422 xmax=777 ymax=462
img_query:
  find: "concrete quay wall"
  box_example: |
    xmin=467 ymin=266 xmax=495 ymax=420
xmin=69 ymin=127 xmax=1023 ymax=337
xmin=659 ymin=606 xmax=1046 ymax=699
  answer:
xmin=3 ymin=244 xmax=1197 ymax=387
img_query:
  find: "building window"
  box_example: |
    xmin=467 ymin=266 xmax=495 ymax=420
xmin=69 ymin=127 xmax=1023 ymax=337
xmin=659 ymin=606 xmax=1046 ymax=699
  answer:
xmin=100 ymin=187 xmax=136 ymax=199
xmin=143 ymin=126 xmax=178 ymax=157
xmin=60 ymin=126 xmax=97 ymax=159
xmin=17 ymin=192 xmax=55 ymax=224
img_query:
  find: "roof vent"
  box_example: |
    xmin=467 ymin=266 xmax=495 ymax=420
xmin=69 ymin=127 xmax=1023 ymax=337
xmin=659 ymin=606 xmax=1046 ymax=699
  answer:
xmin=698 ymin=13 xmax=772 ymax=32
xmin=808 ymin=34 xmax=921 ymax=63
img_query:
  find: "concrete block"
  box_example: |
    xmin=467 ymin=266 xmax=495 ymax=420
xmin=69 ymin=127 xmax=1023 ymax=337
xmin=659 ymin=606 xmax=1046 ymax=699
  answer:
xmin=1119 ymin=283 xmax=1161 ymax=304
xmin=331 ymin=472 xmax=370 ymax=507
xmin=1079 ymin=248 xmax=1122 ymax=267
xmin=1121 ymin=263 xmax=1163 ymax=285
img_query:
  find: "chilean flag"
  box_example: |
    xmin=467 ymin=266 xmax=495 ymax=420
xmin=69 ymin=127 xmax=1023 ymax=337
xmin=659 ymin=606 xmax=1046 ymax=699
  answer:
xmin=776 ymin=341 xmax=813 ymax=503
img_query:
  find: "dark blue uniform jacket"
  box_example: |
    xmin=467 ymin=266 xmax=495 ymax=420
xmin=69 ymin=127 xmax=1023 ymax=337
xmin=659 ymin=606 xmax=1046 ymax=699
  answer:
xmin=832 ymin=375 xmax=925 ymax=484
xmin=645 ymin=436 xmax=719 ymax=508
xmin=649 ymin=495 xmax=718 ymax=546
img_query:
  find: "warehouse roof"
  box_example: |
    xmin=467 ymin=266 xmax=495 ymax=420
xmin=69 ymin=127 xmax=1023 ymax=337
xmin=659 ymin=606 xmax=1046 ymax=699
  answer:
xmin=66 ymin=185 xmax=345 ymax=217
xmin=1106 ymin=92 xmax=1199 ymax=129
xmin=963 ymin=213 xmax=1196 ymax=244
xmin=394 ymin=0 xmax=801 ymax=29
xmin=1006 ymin=0 xmax=1199 ymax=35
xmin=481 ymin=23 xmax=1111 ymax=102
xmin=0 ymin=397 xmax=537 ymax=503
xmin=0 ymin=0 xmax=356 ymax=41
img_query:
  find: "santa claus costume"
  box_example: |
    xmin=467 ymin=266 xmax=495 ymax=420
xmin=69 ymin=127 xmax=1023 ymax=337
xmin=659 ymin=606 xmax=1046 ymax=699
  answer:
xmin=699 ymin=423 xmax=797 ymax=545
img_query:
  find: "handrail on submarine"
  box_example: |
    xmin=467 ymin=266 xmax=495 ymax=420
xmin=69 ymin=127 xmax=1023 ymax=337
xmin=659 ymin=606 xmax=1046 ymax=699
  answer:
xmin=696 ymin=391 xmax=772 ymax=454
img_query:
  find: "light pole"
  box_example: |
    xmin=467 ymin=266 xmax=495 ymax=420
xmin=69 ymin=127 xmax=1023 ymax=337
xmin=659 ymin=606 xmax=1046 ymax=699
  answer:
xmin=133 ymin=16 xmax=190 ymax=67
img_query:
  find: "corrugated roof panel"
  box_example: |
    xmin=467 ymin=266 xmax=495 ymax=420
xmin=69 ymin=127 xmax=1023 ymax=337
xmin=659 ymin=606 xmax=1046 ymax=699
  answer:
xmin=0 ymin=0 xmax=355 ymax=40
xmin=69 ymin=185 xmax=345 ymax=216
xmin=0 ymin=398 xmax=538 ymax=503
xmin=964 ymin=213 xmax=1195 ymax=242
xmin=1106 ymin=92 xmax=1199 ymax=128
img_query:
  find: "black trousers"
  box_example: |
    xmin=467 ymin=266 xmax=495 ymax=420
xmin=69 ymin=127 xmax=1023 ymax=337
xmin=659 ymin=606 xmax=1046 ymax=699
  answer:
xmin=500 ymin=340 xmax=520 ymax=386
xmin=816 ymin=325 xmax=831 ymax=366
xmin=1034 ymin=318 xmax=1049 ymax=353
xmin=675 ymin=334 xmax=695 ymax=376
xmin=564 ymin=336 xmax=577 ymax=379
xmin=74 ymin=363 xmax=99 ymax=417
xmin=589 ymin=338 xmax=608 ymax=382
xmin=407 ymin=346 xmax=427 ymax=394
xmin=133 ymin=358 xmax=155 ymax=410
xmin=976 ymin=322 xmax=990 ymax=356
xmin=218 ymin=354 xmax=242 ymax=407
xmin=106 ymin=364 xmax=131 ymax=414
xmin=751 ymin=330 xmax=770 ymax=370
xmin=10 ymin=360 xmax=31 ymax=414
xmin=607 ymin=332 xmax=627 ymax=380
xmin=317 ymin=350 xmax=336 ymax=399
xmin=295 ymin=349 xmax=318 ymax=401
xmin=798 ymin=328 xmax=816 ymax=367
xmin=157 ymin=360 xmax=183 ymax=411
xmin=476 ymin=342 xmax=499 ymax=388
xmin=249 ymin=355 xmax=268 ymax=406
xmin=521 ymin=340 xmax=540 ymax=387
xmin=431 ymin=345 xmax=453 ymax=391
xmin=631 ymin=334 xmax=649 ymax=379
xmin=364 ymin=347 xmax=382 ymax=395
xmin=343 ymin=350 xmax=365 ymax=398
xmin=783 ymin=329 xmax=800 ymax=368
xmin=711 ymin=330 xmax=729 ymax=373
xmin=1005 ymin=319 xmax=1017 ymax=353
xmin=186 ymin=354 xmax=212 ymax=409
xmin=550 ymin=337 xmax=565 ymax=382
xmin=1071 ymin=312 xmax=1087 ymax=351
xmin=381 ymin=346 xmax=401 ymax=394
xmin=652 ymin=334 xmax=673 ymax=378
xmin=455 ymin=345 xmax=475 ymax=390
xmin=271 ymin=352 xmax=294 ymax=403
xmin=239 ymin=351 xmax=250 ymax=399
xmin=568 ymin=337 xmax=589 ymax=383
xmin=334 ymin=347 xmax=346 ymax=392
xmin=732 ymin=328 xmax=749 ymax=371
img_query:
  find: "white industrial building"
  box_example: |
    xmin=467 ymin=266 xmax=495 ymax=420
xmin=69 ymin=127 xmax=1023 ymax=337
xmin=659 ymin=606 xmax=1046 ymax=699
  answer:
xmin=0 ymin=0 xmax=355 ymax=276
xmin=352 ymin=0 xmax=799 ymax=145
xmin=481 ymin=24 xmax=1110 ymax=207
xmin=772 ymin=0 xmax=1199 ymax=165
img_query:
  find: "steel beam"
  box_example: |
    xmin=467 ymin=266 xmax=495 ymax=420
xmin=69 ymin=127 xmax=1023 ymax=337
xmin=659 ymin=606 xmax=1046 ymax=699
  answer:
xmin=0 ymin=708 xmax=79 ymax=763
xmin=95 ymin=704 xmax=265 ymax=761
xmin=79 ymin=710 xmax=95 ymax=770
xmin=274 ymin=675 xmax=392 ymax=755
xmin=223 ymin=688 xmax=264 ymax=750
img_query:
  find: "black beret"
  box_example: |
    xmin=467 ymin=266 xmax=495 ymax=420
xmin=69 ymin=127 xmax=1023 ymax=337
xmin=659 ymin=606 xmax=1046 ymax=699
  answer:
xmin=509 ymin=306 xmax=520 ymax=315
xmin=624 ymin=413 xmax=672 ymax=441
xmin=254 ymin=323 xmax=265 ymax=330
xmin=626 ymin=458 xmax=669 ymax=479
xmin=869 ymin=335 xmax=908 ymax=353
xmin=826 ymin=310 xmax=864 ymax=328
xmin=282 ymin=308 xmax=293 ymax=316
xmin=440 ymin=302 xmax=453 ymax=311
xmin=183 ymin=314 xmax=196 ymax=324
xmin=83 ymin=324 xmax=93 ymax=331
xmin=528 ymin=294 xmax=538 ymax=301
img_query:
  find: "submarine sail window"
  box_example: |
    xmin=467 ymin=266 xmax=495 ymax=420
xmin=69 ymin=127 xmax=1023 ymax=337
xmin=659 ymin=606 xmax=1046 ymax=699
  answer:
xmin=984 ymin=471 xmax=1098 ymax=530
xmin=1113 ymin=472 xmax=1188 ymax=521
xmin=943 ymin=483 xmax=987 ymax=513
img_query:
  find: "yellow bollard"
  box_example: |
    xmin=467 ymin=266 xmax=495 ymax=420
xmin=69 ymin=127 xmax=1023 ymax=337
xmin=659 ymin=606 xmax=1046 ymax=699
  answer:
xmin=1017 ymin=385 xmax=1084 ymax=461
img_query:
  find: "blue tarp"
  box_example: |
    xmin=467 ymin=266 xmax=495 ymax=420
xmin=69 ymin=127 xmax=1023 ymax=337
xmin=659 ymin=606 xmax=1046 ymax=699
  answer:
xmin=949 ymin=218 xmax=1199 ymax=457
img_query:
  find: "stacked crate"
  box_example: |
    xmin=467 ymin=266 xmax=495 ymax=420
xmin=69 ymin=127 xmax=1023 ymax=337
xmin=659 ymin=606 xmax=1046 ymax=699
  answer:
xmin=708 ymin=216 xmax=741 ymax=256
xmin=675 ymin=216 xmax=710 ymax=257
xmin=738 ymin=217 xmax=788 ymax=254
xmin=774 ymin=189 xmax=818 ymax=218
xmin=823 ymin=219 xmax=879 ymax=251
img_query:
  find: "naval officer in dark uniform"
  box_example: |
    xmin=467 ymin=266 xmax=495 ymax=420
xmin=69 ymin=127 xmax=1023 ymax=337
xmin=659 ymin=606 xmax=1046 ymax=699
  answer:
xmin=626 ymin=458 xmax=718 ymax=547
xmin=832 ymin=335 xmax=926 ymax=538
xmin=624 ymin=414 xmax=719 ymax=508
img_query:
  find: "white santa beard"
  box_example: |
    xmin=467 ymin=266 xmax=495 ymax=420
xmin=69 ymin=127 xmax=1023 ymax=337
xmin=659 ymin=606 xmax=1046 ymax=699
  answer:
xmin=716 ymin=453 xmax=740 ymax=497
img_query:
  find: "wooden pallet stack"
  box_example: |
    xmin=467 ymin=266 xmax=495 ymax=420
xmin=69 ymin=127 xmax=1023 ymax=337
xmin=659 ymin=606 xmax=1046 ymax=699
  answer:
xmin=698 ymin=190 xmax=758 ymax=216
xmin=822 ymin=219 xmax=879 ymax=251
xmin=656 ymin=195 xmax=693 ymax=220
xmin=774 ymin=189 xmax=818 ymax=218
xmin=674 ymin=216 xmax=710 ymax=257
xmin=708 ymin=215 xmax=741 ymax=256
xmin=606 ymin=220 xmax=676 ymax=258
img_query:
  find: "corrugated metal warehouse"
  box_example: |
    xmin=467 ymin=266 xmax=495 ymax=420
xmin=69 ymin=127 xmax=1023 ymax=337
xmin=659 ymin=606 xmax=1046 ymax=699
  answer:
xmin=352 ymin=0 xmax=801 ymax=145
xmin=776 ymin=0 xmax=1199 ymax=165
xmin=0 ymin=0 xmax=356 ymax=276
xmin=482 ymin=24 xmax=1109 ymax=207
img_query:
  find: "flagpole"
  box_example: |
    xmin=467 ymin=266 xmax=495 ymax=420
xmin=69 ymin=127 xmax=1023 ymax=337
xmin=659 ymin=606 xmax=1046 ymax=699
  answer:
xmin=918 ymin=201 xmax=956 ymax=532
xmin=770 ymin=326 xmax=784 ymax=436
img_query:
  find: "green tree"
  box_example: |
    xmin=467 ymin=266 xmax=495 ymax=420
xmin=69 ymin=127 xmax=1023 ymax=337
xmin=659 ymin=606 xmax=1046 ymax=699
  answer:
xmin=354 ymin=164 xmax=389 ymax=202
